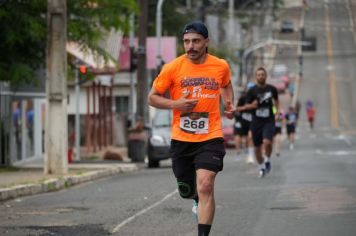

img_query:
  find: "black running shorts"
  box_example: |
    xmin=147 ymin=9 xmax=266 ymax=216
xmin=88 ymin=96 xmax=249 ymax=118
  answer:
xmin=274 ymin=126 xmax=282 ymax=135
xmin=170 ymin=138 xmax=226 ymax=179
xmin=250 ymin=119 xmax=275 ymax=146
xmin=286 ymin=124 xmax=296 ymax=135
xmin=234 ymin=120 xmax=251 ymax=136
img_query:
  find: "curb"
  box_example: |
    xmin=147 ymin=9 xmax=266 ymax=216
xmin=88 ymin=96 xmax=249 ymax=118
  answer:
xmin=0 ymin=164 xmax=139 ymax=202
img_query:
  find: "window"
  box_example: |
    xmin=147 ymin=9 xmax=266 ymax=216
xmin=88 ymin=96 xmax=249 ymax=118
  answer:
xmin=115 ymin=96 xmax=129 ymax=113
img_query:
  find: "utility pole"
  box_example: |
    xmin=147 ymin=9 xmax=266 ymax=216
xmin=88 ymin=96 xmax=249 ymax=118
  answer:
xmin=74 ymin=68 xmax=80 ymax=161
xmin=292 ymin=7 xmax=305 ymax=109
xmin=196 ymin=0 xmax=205 ymax=22
xmin=156 ymin=0 xmax=165 ymax=69
xmin=136 ymin=0 xmax=148 ymax=123
xmin=129 ymin=13 xmax=136 ymax=126
xmin=45 ymin=0 xmax=68 ymax=174
xmin=228 ymin=0 xmax=235 ymax=46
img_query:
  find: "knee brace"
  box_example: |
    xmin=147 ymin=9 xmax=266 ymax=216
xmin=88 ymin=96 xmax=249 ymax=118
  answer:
xmin=177 ymin=178 xmax=197 ymax=199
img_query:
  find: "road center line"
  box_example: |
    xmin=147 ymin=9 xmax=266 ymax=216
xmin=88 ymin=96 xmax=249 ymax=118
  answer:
xmin=111 ymin=189 xmax=178 ymax=234
xmin=325 ymin=4 xmax=339 ymax=128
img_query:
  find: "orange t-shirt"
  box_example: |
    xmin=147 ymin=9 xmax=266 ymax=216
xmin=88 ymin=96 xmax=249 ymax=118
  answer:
xmin=153 ymin=54 xmax=231 ymax=142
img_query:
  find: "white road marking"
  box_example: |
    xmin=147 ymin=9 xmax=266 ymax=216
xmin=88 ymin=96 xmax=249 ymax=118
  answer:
xmin=316 ymin=149 xmax=356 ymax=156
xmin=111 ymin=189 xmax=178 ymax=233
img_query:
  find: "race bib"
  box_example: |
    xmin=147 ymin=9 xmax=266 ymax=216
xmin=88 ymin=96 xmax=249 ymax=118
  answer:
xmin=235 ymin=122 xmax=242 ymax=128
xmin=275 ymin=121 xmax=282 ymax=127
xmin=256 ymin=108 xmax=270 ymax=118
xmin=289 ymin=114 xmax=297 ymax=123
xmin=242 ymin=113 xmax=252 ymax=122
xmin=180 ymin=112 xmax=209 ymax=134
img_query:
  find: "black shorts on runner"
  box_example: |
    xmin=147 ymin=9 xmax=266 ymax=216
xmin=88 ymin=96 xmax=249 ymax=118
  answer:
xmin=250 ymin=119 xmax=275 ymax=146
xmin=286 ymin=124 xmax=296 ymax=135
xmin=234 ymin=120 xmax=250 ymax=136
xmin=170 ymin=138 xmax=226 ymax=179
xmin=274 ymin=126 xmax=282 ymax=135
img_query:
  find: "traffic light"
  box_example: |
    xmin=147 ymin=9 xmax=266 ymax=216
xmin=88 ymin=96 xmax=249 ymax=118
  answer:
xmin=79 ymin=65 xmax=87 ymax=74
xmin=130 ymin=47 xmax=137 ymax=72
xmin=79 ymin=65 xmax=87 ymax=84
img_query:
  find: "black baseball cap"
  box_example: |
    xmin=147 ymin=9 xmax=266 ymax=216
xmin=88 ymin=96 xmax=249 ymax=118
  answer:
xmin=182 ymin=21 xmax=209 ymax=38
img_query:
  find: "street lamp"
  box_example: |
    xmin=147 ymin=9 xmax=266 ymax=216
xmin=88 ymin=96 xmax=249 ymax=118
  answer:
xmin=241 ymin=39 xmax=311 ymax=87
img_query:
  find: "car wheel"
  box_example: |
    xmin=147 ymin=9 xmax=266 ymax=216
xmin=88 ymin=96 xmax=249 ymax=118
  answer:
xmin=148 ymin=158 xmax=159 ymax=168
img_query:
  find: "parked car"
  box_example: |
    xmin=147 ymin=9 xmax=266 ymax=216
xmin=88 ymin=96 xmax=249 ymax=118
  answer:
xmin=147 ymin=109 xmax=172 ymax=168
xmin=280 ymin=20 xmax=294 ymax=33
xmin=222 ymin=116 xmax=235 ymax=148
xmin=269 ymin=64 xmax=289 ymax=93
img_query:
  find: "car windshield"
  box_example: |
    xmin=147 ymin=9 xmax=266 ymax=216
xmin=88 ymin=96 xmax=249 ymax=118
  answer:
xmin=272 ymin=71 xmax=287 ymax=77
xmin=272 ymin=65 xmax=287 ymax=77
xmin=153 ymin=109 xmax=172 ymax=128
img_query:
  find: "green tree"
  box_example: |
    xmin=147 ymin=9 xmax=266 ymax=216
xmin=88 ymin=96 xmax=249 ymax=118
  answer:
xmin=0 ymin=0 xmax=138 ymax=85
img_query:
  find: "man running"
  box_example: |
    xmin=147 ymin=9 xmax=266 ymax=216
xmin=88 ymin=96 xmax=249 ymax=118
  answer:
xmin=285 ymin=106 xmax=298 ymax=150
xmin=273 ymin=109 xmax=284 ymax=157
xmin=234 ymin=88 xmax=254 ymax=163
xmin=237 ymin=67 xmax=279 ymax=178
xmin=148 ymin=21 xmax=234 ymax=236
xmin=306 ymin=102 xmax=315 ymax=130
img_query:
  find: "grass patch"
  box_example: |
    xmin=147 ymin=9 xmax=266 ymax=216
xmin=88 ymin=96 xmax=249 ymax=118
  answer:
xmin=0 ymin=166 xmax=20 ymax=173
xmin=81 ymin=155 xmax=100 ymax=161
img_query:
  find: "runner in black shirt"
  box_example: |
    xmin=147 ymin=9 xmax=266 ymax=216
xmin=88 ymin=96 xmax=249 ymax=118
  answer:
xmin=237 ymin=67 xmax=279 ymax=178
xmin=285 ymin=106 xmax=298 ymax=150
xmin=234 ymin=90 xmax=254 ymax=163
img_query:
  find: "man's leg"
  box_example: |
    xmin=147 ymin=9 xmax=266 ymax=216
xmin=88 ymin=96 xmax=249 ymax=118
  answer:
xmin=196 ymin=169 xmax=216 ymax=235
xmin=273 ymin=133 xmax=281 ymax=157
xmin=234 ymin=134 xmax=242 ymax=155
xmin=263 ymin=139 xmax=273 ymax=157
xmin=254 ymin=145 xmax=264 ymax=165
xmin=251 ymin=123 xmax=265 ymax=177
xmin=196 ymin=169 xmax=217 ymax=224
xmin=247 ymin=130 xmax=255 ymax=163
xmin=262 ymin=121 xmax=275 ymax=173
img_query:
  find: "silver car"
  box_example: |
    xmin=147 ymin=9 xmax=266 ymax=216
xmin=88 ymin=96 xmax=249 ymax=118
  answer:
xmin=147 ymin=109 xmax=172 ymax=168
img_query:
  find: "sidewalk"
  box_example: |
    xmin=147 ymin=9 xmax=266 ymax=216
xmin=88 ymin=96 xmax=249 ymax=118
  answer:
xmin=0 ymin=147 xmax=144 ymax=202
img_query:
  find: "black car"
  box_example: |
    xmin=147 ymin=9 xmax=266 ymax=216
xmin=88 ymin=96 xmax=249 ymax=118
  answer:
xmin=147 ymin=109 xmax=172 ymax=168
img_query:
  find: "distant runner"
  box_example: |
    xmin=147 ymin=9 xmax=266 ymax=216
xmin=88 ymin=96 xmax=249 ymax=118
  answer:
xmin=234 ymin=89 xmax=254 ymax=163
xmin=306 ymin=101 xmax=315 ymax=130
xmin=285 ymin=106 xmax=298 ymax=150
xmin=274 ymin=109 xmax=284 ymax=157
xmin=237 ymin=67 xmax=279 ymax=178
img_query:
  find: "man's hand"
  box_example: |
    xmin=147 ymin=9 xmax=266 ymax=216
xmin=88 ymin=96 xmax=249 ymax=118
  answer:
xmin=172 ymin=92 xmax=198 ymax=112
xmin=236 ymin=106 xmax=244 ymax=112
xmin=224 ymin=101 xmax=235 ymax=119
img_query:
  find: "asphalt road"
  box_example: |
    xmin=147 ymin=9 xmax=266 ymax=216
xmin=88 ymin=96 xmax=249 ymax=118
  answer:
xmin=0 ymin=123 xmax=355 ymax=236
xmin=1 ymin=1 xmax=356 ymax=236
xmin=300 ymin=0 xmax=356 ymax=130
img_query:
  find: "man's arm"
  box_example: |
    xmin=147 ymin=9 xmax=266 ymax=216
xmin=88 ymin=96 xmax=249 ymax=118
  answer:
xmin=221 ymin=81 xmax=235 ymax=119
xmin=274 ymin=98 xmax=280 ymax=114
xmin=272 ymin=86 xmax=280 ymax=114
xmin=237 ymin=100 xmax=258 ymax=111
xmin=148 ymin=87 xmax=198 ymax=112
xmin=148 ymin=87 xmax=174 ymax=109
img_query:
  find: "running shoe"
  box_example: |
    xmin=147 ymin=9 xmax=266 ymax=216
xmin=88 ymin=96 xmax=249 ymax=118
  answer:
xmin=258 ymin=169 xmax=266 ymax=178
xmin=265 ymin=161 xmax=271 ymax=174
xmin=289 ymin=143 xmax=294 ymax=150
xmin=192 ymin=199 xmax=198 ymax=222
xmin=246 ymin=155 xmax=255 ymax=164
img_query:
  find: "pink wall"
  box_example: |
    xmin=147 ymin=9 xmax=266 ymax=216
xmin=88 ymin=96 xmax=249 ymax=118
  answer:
xmin=119 ymin=37 xmax=177 ymax=71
